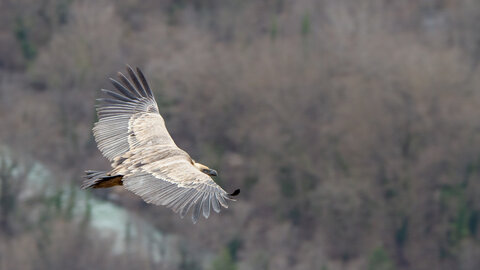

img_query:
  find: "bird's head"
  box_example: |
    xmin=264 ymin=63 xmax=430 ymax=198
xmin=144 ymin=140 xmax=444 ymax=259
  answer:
xmin=193 ymin=161 xmax=218 ymax=177
xmin=192 ymin=160 xmax=240 ymax=197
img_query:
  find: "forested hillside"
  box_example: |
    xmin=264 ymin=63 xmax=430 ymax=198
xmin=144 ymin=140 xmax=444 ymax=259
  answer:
xmin=1 ymin=0 xmax=480 ymax=269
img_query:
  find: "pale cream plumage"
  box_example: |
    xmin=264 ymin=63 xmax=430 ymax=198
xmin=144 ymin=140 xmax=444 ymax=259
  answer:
xmin=83 ymin=66 xmax=238 ymax=223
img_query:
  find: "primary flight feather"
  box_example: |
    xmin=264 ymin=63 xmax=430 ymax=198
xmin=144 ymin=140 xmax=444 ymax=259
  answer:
xmin=83 ymin=66 xmax=239 ymax=223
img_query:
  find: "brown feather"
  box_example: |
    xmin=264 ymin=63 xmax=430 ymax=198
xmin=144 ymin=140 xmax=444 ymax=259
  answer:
xmin=92 ymin=175 xmax=123 ymax=188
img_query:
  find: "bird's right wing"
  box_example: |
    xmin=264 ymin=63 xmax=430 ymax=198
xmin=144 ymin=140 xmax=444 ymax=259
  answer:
xmin=117 ymin=146 xmax=235 ymax=223
xmin=93 ymin=66 xmax=177 ymax=162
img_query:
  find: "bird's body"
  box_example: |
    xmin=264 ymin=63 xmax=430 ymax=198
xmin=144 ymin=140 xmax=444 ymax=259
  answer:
xmin=84 ymin=66 xmax=238 ymax=223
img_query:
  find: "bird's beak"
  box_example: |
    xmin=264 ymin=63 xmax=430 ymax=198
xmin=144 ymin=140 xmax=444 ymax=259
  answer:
xmin=208 ymin=169 xmax=218 ymax=177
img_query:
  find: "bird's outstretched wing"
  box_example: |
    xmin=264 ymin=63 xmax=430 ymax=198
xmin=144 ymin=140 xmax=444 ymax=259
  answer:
xmin=93 ymin=66 xmax=233 ymax=223
xmin=119 ymin=147 xmax=232 ymax=223
xmin=93 ymin=66 xmax=174 ymax=161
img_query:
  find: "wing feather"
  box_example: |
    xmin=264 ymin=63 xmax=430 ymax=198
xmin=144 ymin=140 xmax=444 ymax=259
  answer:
xmin=118 ymin=72 xmax=142 ymax=97
xmin=121 ymin=155 xmax=232 ymax=223
xmin=109 ymin=78 xmax=138 ymax=99
xmin=136 ymin=67 xmax=154 ymax=98
xmin=127 ymin=65 xmax=148 ymax=97
xmin=101 ymin=89 xmax=132 ymax=102
xmin=202 ymin=194 xmax=211 ymax=218
xmin=211 ymin=193 xmax=221 ymax=213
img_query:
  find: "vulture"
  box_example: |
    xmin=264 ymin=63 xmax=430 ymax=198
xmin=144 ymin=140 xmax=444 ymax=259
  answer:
xmin=83 ymin=66 xmax=239 ymax=223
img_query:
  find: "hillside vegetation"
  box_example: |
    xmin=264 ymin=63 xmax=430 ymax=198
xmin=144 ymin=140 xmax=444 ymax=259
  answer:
xmin=1 ymin=0 xmax=480 ymax=269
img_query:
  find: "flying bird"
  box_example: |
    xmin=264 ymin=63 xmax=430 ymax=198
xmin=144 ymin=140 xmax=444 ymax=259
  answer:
xmin=83 ymin=66 xmax=239 ymax=223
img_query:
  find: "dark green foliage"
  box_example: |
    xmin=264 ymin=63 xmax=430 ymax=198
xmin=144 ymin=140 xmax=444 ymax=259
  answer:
xmin=368 ymin=247 xmax=395 ymax=270
xmin=56 ymin=0 xmax=73 ymax=25
xmin=210 ymin=248 xmax=236 ymax=270
xmin=271 ymin=17 xmax=278 ymax=39
xmin=0 ymin=155 xmax=27 ymax=236
xmin=278 ymin=166 xmax=296 ymax=198
xmin=395 ymin=217 xmax=408 ymax=248
xmin=14 ymin=17 xmax=37 ymax=61
xmin=227 ymin=237 xmax=242 ymax=261
xmin=440 ymin=184 xmax=475 ymax=245
xmin=179 ymin=245 xmax=201 ymax=270
xmin=301 ymin=13 xmax=310 ymax=37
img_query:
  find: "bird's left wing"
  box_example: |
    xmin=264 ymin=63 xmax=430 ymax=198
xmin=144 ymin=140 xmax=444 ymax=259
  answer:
xmin=93 ymin=66 xmax=176 ymax=162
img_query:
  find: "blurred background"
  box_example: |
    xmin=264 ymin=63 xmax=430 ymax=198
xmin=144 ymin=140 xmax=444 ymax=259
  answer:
xmin=1 ymin=0 xmax=480 ymax=269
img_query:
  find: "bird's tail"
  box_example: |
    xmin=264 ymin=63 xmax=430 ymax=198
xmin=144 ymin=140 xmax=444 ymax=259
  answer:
xmin=82 ymin=170 xmax=123 ymax=189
